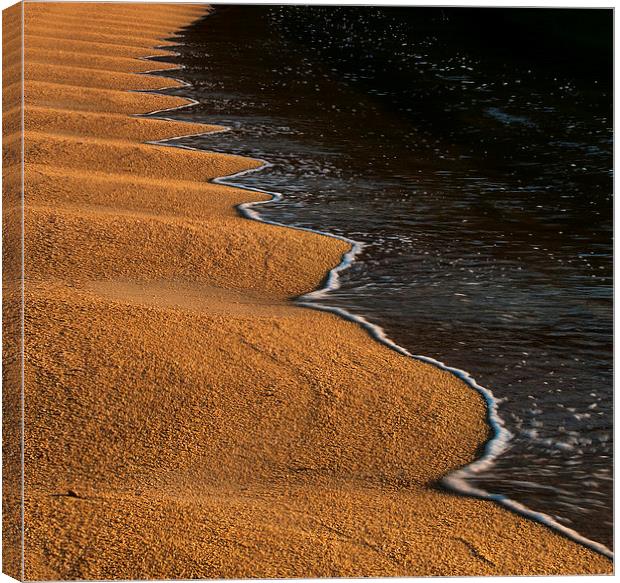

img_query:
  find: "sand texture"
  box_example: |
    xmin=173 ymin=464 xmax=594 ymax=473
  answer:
xmin=3 ymin=3 xmax=24 ymax=580
xmin=11 ymin=1 xmax=613 ymax=578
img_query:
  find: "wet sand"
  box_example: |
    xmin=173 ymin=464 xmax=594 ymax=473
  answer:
xmin=12 ymin=2 xmax=613 ymax=578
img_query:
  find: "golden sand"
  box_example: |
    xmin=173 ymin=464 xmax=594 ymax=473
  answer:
xmin=5 ymin=1 xmax=612 ymax=578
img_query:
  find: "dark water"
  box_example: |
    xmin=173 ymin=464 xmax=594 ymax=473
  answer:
xmin=146 ymin=6 xmax=613 ymax=550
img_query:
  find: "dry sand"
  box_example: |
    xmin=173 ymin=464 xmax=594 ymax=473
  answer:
xmin=5 ymin=1 xmax=612 ymax=578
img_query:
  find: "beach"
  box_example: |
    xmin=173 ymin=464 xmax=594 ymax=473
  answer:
xmin=8 ymin=2 xmax=613 ymax=578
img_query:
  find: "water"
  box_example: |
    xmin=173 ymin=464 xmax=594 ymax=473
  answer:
xmin=145 ymin=6 xmax=613 ymax=550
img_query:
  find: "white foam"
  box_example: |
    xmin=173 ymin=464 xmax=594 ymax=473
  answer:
xmin=137 ymin=49 xmax=614 ymax=561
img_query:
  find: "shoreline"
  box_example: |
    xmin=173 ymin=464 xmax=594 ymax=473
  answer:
xmin=202 ymin=136 xmax=616 ymax=562
xmin=144 ymin=43 xmax=614 ymax=562
xmin=17 ymin=3 xmax=613 ymax=578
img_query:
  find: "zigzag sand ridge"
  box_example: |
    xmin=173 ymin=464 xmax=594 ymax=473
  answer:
xmin=10 ymin=1 xmax=612 ymax=578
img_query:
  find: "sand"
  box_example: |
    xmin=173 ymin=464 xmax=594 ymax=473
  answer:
xmin=4 ymin=1 xmax=612 ymax=578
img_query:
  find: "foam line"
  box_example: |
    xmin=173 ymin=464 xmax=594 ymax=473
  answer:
xmin=136 ymin=45 xmax=614 ymax=562
xmin=229 ymin=177 xmax=615 ymax=563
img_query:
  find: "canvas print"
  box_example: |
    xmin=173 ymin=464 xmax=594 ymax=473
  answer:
xmin=2 ymin=1 xmax=613 ymax=579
